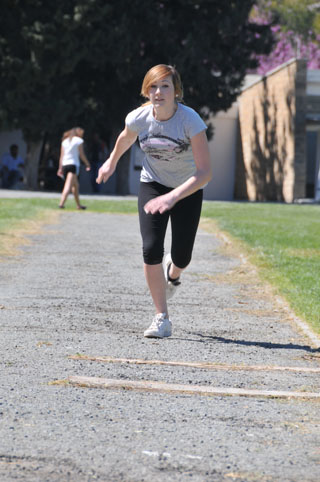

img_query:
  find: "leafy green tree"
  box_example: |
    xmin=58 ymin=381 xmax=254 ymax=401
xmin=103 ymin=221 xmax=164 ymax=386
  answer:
xmin=0 ymin=0 xmax=273 ymax=191
xmin=255 ymin=0 xmax=320 ymax=39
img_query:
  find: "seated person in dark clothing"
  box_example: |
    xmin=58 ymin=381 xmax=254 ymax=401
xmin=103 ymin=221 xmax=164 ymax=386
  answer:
xmin=1 ymin=144 xmax=24 ymax=189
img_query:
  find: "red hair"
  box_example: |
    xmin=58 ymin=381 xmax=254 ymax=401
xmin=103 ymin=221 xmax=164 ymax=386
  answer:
xmin=62 ymin=127 xmax=84 ymax=141
xmin=141 ymin=64 xmax=183 ymax=104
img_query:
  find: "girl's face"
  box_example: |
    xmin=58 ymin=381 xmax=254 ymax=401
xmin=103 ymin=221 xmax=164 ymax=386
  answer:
xmin=148 ymin=75 xmax=176 ymax=109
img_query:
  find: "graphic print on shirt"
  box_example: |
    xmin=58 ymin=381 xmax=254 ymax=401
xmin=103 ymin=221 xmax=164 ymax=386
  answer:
xmin=140 ymin=132 xmax=190 ymax=161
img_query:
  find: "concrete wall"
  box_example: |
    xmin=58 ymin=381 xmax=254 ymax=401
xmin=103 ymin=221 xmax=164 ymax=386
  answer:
xmin=294 ymin=60 xmax=308 ymax=200
xmin=307 ymin=70 xmax=320 ymax=95
xmin=306 ymin=70 xmax=320 ymax=199
xmin=235 ymin=59 xmax=307 ymax=202
xmin=203 ymin=105 xmax=238 ymax=201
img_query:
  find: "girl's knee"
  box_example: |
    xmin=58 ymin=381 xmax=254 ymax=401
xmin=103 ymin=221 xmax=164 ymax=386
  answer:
xmin=142 ymin=241 xmax=163 ymax=265
xmin=171 ymin=252 xmax=192 ymax=270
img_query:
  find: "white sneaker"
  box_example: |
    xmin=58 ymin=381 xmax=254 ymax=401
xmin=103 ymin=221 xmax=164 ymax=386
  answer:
xmin=164 ymin=253 xmax=181 ymax=300
xmin=144 ymin=313 xmax=172 ymax=338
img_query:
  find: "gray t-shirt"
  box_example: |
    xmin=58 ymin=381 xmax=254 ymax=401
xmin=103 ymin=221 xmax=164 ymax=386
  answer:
xmin=125 ymin=103 xmax=207 ymax=188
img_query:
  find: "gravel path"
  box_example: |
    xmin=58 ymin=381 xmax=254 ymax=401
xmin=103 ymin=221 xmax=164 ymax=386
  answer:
xmin=0 ymin=204 xmax=320 ymax=481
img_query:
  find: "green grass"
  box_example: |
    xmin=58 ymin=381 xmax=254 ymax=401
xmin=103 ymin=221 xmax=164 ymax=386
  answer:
xmin=1 ymin=197 xmax=320 ymax=334
xmin=75 ymin=199 xmax=138 ymax=214
xmin=0 ymin=198 xmax=138 ymax=231
xmin=0 ymin=198 xmax=57 ymax=232
xmin=0 ymin=197 xmax=139 ymax=256
xmin=202 ymin=201 xmax=320 ymax=334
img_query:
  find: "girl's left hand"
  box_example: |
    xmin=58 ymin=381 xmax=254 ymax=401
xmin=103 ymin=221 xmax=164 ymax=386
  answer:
xmin=144 ymin=193 xmax=176 ymax=214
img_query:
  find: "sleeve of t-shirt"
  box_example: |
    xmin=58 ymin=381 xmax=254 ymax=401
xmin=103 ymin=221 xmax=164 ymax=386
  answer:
xmin=185 ymin=108 xmax=207 ymax=139
xmin=125 ymin=108 xmax=140 ymax=133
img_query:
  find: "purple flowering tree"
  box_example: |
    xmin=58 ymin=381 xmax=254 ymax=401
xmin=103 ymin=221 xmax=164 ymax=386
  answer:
xmin=254 ymin=26 xmax=320 ymax=74
xmin=250 ymin=4 xmax=320 ymax=74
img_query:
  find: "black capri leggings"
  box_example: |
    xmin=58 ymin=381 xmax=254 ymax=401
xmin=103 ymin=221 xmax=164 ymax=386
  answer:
xmin=138 ymin=181 xmax=203 ymax=267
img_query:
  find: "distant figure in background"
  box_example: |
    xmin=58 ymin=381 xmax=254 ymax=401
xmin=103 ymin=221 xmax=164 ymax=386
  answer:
xmin=1 ymin=144 xmax=24 ymax=189
xmin=89 ymin=133 xmax=108 ymax=193
xmin=57 ymin=127 xmax=91 ymax=209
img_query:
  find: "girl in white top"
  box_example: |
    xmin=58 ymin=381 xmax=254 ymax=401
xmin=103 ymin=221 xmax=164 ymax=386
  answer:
xmin=57 ymin=127 xmax=91 ymax=209
xmin=97 ymin=65 xmax=212 ymax=338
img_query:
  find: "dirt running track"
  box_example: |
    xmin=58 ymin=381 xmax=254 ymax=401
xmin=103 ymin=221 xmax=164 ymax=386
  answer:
xmin=0 ymin=205 xmax=320 ymax=481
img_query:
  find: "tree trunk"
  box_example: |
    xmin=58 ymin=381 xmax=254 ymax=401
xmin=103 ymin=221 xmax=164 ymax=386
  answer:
xmin=25 ymin=140 xmax=42 ymax=190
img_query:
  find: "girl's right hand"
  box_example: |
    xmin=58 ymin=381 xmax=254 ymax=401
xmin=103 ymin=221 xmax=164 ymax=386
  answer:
xmin=96 ymin=159 xmax=115 ymax=184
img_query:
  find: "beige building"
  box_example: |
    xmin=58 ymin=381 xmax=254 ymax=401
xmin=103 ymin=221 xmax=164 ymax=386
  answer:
xmin=235 ymin=59 xmax=320 ymax=202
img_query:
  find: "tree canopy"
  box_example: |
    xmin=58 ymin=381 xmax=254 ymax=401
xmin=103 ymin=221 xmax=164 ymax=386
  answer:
xmin=0 ymin=0 xmax=274 ymax=189
xmin=0 ymin=1 xmax=274 ymax=137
